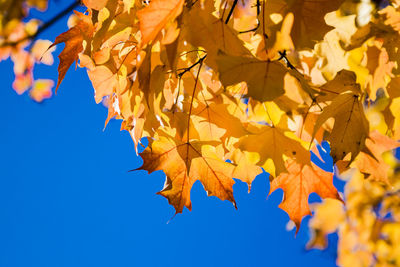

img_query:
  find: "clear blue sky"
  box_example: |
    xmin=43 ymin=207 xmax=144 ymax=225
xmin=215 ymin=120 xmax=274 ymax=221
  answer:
xmin=0 ymin=1 xmax=338 ymax=266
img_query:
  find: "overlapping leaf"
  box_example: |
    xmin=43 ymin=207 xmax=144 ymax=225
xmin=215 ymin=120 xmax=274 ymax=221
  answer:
xmin=217 ymin=53 xmax=288 ymax=102
xmin=237 ymin=125 xmax=311 ymax=177
xmin=313 ymin=92 xmax=369 ymax=163
xmin=21 ymin=0 xmax=400 ymax=257
xmin=137 ymin=0 xmax=184 ymax=47
xmin=270 ymin=160 xmax=340 ymax=231
xmin=137 ymin=131 xmax=253 ymax=213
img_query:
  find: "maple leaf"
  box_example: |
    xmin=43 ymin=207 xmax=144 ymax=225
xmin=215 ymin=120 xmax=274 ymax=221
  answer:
xmin=318 ymin=69 xmax=361 ymax=102
xmin=261 ymin=0 xmax=344 ymax=49
xmin=49 ymin=11 xmax=93 ymax=91
xmin=137 ymin=131 xmax=254 ymax=213
xmin=307 ymin=199 xmax=345 ymax=249
xmin=11 ymin=49 xmax=34 ymax=94
xmin=229 ymin=149 xmax=263 ymax=192
xmin=29 ymin=79 xmax=53 ymax=102
xmin=270 ymin=160 xmax=341 ymax=232
xmin=312 ymin=92 xmax=369 ymax=163
xmin=182 ymin=1 xmax=252 ymax=69
xmin=87 ymin=65 xmax=117 ymax=104
xmin=289 ymin=0 xmax=344 ymax=48
xmin=137 ymin=0 xmax=184 ymax=47
xmin=31 ymin=39 xmax=54 ymax=65
xmin=193 ymin=101 xmax=248 ymax=141
xmin=82 ymin=0 xmax=108 ymax=10
xmin=8 ymin=0 xmax=400 ymax=259
xmin=216 ymin=52 xmax=288 ymax=102
xmin=237 ymin=125 xmax=311 ymax=177
xmin=355 ymin=131 xmax=400 ymax=184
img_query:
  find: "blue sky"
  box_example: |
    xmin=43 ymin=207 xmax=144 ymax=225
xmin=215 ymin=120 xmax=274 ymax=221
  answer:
xmin=0 ymin=1 xmax=338 ymax=266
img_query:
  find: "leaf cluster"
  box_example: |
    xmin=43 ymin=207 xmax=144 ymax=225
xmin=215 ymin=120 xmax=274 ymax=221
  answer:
xmin=0 ymin=0 xmax=63 ymax=101
xmin=2 ymin=0 xmax=400 ymax=265
xmin=50 ymin=0 xmax=400 ymax=234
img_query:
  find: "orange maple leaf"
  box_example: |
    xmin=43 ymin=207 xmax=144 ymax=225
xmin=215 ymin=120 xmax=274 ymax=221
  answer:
xmin=270 ymin=160 xmax=341 ymax=232
xmin=136 ymin=131 xmax=254 ymax=214
xmin=137 ymin=0 xmax=184 ymax=47
xmin=49 ymin=12 xmax=93 ymax=92
xmin=82 ymin=0 xmax=108 ymax=10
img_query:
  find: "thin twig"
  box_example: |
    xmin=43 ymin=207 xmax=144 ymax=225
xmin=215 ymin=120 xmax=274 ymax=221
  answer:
xmin=225 ymin=0 xmax=238 ymax=24
xmin=186 ymin=55 xmax=207 ymax=142
xmin=177 ymin=54 xmax=207 ymax=78
xmin=238 ymin=0 xmax=261 ymax=34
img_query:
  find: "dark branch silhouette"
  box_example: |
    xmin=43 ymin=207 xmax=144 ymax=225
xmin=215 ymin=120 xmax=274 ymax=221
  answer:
xmin=0 ymin=0 xmax=80 ymax=48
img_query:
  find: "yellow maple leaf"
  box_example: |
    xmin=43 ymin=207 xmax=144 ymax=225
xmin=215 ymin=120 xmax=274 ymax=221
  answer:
xmin=237 ymin=125 xmax=310 ymax=177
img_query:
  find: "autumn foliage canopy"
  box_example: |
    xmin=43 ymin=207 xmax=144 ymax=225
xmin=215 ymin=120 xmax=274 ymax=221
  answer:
xmin=2 ymin=0 xmax=400 ymax=266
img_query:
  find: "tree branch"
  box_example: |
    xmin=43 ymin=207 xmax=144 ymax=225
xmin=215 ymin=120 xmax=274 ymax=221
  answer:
xmin=1 ymin=0 xmax=80 ymax=48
